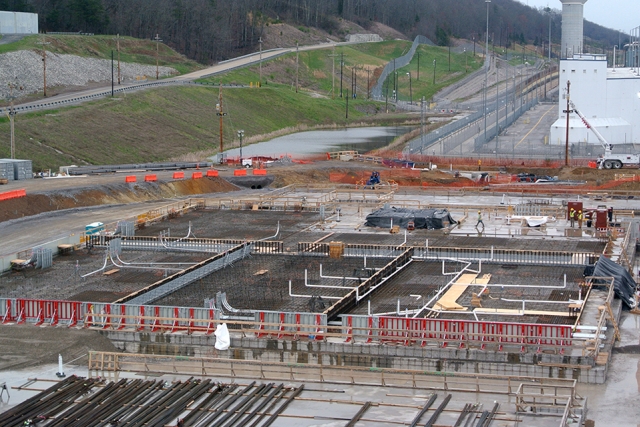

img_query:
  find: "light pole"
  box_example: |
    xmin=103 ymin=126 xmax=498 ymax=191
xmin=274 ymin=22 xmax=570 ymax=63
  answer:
xmin=484 ymin=0 xmax=490 ymax=145
xmin=237 ymin=130 xmax=245 ymax=163
xmin=464 ymin=48 xmax=467 ymax=73
xmin=406 ymin=72 xmax=412 ymax=105
xmin=154 ymin=34 xmax=162 ymax=80
xmin=432 ymin=59 xmax=436 ymax=85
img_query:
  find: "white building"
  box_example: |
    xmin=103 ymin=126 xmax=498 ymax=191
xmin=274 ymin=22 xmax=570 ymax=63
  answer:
xmin=0 ymin=11 xmax=38 ymax=34
xmin=549 ymin=0 xmax=640 ymax=147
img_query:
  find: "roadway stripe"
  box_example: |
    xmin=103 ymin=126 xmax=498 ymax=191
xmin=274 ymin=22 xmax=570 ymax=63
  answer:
xmin=515 ymin=104 xmax=555 ymax=148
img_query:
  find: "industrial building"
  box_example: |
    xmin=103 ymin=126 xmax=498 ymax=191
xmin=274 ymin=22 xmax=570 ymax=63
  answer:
xmin=550 ymin=1 xmax=640 ymax=146
xmin=0 ymin=11 xmax=38 ymax=34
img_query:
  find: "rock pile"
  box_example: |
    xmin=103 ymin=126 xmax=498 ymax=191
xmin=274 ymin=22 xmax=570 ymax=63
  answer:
xmin=0 ymin=50 xmax=177 ymax=100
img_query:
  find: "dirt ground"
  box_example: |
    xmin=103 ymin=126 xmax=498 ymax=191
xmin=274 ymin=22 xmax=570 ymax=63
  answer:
xmin=0 ymin=177 xmax=238 ymax=223
xmin=0 ymin=324 xmax=118 ymax=371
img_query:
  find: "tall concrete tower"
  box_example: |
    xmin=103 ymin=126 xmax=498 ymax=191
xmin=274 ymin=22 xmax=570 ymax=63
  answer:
xmin=560 ymin=0 xmax=587 ymax=58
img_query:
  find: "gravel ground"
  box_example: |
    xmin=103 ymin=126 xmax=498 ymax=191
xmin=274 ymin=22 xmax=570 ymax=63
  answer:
xmin=0 ymin=50 xmax=177 ymax=100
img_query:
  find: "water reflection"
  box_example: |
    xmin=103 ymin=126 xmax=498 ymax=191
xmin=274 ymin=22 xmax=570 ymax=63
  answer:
xmin=219 ymin=127 xmax=413 ymax=158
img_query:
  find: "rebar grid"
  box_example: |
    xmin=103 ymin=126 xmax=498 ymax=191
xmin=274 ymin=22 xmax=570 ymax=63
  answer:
xmin=153 ymin=255 xmax=393 ymax=312
xmin=0 ymin=249 xmax=208 ymax=302
xmin=141 ymin=209 xmax=319 ymax=242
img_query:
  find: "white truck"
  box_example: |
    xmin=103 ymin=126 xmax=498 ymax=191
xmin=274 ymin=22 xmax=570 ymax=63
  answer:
xmin=570 ymin=101 xmax=640 ymax=169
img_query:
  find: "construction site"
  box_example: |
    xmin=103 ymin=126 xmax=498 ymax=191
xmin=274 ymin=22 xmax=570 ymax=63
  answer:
xmin=0 ymin=176 xmax=638 ymax=426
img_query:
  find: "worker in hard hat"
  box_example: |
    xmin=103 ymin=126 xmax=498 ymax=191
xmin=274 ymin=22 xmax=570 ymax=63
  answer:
xmin=569 ymin=207 xmax=575 ymax=228
xmin=476 ymin=210 xmax=484 ymax=228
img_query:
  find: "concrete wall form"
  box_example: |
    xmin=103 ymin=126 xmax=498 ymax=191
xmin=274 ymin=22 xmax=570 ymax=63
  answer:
xmin=0 ymin=11 xmax=38 ymax=34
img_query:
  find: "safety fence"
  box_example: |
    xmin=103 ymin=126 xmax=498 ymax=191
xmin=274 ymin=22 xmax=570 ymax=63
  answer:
xmin=0 ymin=298 xmax=220 ymax=333
xmin=414 ymin=246 xmax=598 ymax=266
xmin=341 ymin=315 xmax=573 ymax=352
xmin=0 ymin=296 xmax=576 ymax=353
xmin=254 ymin=310 xmax=326 ymax=340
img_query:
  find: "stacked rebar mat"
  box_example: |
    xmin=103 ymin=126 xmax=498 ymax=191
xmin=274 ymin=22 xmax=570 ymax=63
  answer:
xmin=0 ymin=376 xmax=306 ymax=427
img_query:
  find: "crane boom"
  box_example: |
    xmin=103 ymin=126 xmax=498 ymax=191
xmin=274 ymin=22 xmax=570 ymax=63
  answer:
xmin=569 ymin=101 xmax=612 ymax=155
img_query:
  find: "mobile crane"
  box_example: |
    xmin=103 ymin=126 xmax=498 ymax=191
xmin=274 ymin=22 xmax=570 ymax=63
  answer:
xmin=570 ymin=101 xmax=640 ymax=169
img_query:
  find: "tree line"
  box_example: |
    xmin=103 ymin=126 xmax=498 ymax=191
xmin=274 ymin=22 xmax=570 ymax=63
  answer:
xmin=0 ymin=0 xmax=623 ymax=64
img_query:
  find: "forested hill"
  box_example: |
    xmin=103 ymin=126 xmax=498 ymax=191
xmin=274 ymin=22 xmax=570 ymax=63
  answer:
xmin=0 ymin=0 xmax=622 ymax=64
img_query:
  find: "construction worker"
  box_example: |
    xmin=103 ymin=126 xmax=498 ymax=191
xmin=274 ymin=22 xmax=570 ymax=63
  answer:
xmin=477 ymin=159 xmax=482 ymax=171
xmin=577 ymin=210 xmax=583 ymax=228
xmin=476 ymin=210 xmax=484 ymax=228
xmin=569 ymin=207 xmax=575 ymax=228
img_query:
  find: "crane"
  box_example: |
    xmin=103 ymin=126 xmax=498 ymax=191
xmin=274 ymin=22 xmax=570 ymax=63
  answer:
xmin=570 ymin=101 xmax=640 ymax=169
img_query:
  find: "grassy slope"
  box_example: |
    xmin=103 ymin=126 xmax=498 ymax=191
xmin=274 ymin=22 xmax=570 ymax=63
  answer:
xmin=200 ymin=42 xmax=483 ymax=102
xmin=0 ymin=85 xmax=378 ymax=169
xmin=0 ymin=35 xmax=203 ymax=74
xmin=0 ymin=39 xmax=479 ymax=170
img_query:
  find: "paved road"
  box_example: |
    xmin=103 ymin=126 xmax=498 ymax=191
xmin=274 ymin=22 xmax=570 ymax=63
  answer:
xmin=0 ymin=41 xmax=345 ymax=115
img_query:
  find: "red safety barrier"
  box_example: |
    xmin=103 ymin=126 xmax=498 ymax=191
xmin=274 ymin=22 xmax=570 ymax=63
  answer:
xmin=144 ymin=174 xmax=157 ymax=182
xmin=173 ymin=171 xmax=185 ymax=179
xmin=125 ymin=175 xmax=136 ymax=183
xmin=0 ymin=189 xmax=26 ymax=201
xmin=206 ymin=169 xmax=219 ymax=177
xmin=234 ymin=169 xmax=247 ymax=176
xmin=252 ymin=169 xmax=267 ymax=176
xmin=192 ymin=171 xmax=203 ymax=179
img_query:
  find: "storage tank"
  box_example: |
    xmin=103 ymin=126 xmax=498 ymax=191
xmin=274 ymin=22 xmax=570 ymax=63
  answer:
xmin=560 ymin=0 xmax=587 ymax=58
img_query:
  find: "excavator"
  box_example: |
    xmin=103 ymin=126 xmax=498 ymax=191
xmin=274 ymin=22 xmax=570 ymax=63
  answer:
xmin=570 ymin=101 xmax=640 ymax=169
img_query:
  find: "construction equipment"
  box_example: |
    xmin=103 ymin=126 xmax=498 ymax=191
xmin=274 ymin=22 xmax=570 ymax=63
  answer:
xmin=570 ymin=101 xmax=640 ymax=169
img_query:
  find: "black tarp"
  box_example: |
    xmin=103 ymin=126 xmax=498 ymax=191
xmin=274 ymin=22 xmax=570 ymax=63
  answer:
xmin=365 ymin=207 xmax=457 ymax=230
xmin=586 ymin=256 xmax=638 ymax=308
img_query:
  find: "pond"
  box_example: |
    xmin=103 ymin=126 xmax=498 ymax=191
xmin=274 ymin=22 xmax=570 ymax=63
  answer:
xmin=218 ymin=126 xmax=414 ymax=159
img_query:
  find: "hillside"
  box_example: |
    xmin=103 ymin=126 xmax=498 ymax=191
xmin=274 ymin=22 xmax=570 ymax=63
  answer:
xmin=0 ymin=0 xmax=624 ymax=64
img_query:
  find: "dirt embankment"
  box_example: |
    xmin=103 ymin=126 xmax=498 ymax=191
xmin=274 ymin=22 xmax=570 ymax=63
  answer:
xmin=0 ymin=177 xmax=238 ymax=223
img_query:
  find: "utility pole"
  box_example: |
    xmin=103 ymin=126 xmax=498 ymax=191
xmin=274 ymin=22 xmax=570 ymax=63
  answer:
xmin=385 ymin=78 xmax=389 ymax=113
xmin=420 ymin=96 xmax=425 ymax=154
xmin=340 ymin=52 xmax=344 ymax=98
xmin=417 ymin=51 xmax=420 ymax=80
xmin=154 ymin=34 xmax=162 ymax=80
xmin=353 ymin=65 xmax=357 ymax=98
xmin=485 ymin=0 xmax=491 ymax=145
xmin=564 ymin=80 xmax=571 ymax=166
xmin=36 ymin=35 xmax=50 ymax=96
xmin=216 ymin=83 xmax=227 ymax=159
xmin=295 ymin=42 xmax=299 ymax=93
xmin=328 ymin=47 xmax=339 ymax=99
xmin=345 ymin=89 xmax=349 ymax=119
xmin=448 ymin=45 xmax=451 ymax=71
xmin=406 ymin=72 xmax=412 ymax=105
xmin=366 ymin=67 xmax=371 ymax=99
xmin=5 ymin=81 xmax=22 ymax=159
xmin=259 ymin=37 xmax=263 ymax=84
xmin=114 ymin=34 xmax=122 ymax=84
xmin=111 ymin=50 xmax=114 ymax=97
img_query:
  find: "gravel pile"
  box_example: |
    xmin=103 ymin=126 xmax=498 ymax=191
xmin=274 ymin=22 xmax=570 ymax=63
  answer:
xmin=0 ymin=50 xmax=177 ymax=100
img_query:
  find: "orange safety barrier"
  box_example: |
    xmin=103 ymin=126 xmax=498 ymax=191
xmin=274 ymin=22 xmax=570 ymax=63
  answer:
xmin=0 ymin=189 xmax=26 ymax=201
xmin=125 ymin=175 xmax=137 ymax=183
xmin=252 ymin=169 xmax=267 ymax=176
xmin=173 ymin=171 xmax=185 ymax=179
xmin=144 ymin=174 xmax=157 ymax=182
xmin=234 ymin=169 xmax=247 ymax=176
xmin=206 ymin=169 xmax=219 ymax=177
xmin=192 ymin=171 xmax=203 ymax=179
